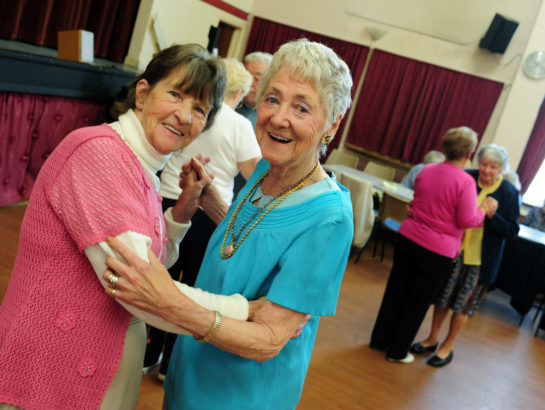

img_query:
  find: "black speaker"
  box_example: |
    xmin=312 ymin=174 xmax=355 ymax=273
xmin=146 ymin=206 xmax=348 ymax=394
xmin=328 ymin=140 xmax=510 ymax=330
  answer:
xmin=479 ymin=13 xmax=519 ymax=54
xmin=207 ymin=26 xmax=221 ymax=55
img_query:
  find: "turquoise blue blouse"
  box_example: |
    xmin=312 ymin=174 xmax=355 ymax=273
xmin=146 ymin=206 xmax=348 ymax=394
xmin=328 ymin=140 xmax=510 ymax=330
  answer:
xmin=164 ymin=159 xmax=353 ymax=409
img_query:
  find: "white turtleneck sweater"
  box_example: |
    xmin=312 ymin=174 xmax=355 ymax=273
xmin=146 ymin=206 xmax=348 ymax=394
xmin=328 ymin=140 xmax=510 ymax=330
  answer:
xmin=84 ymin=110 xmax=249 ymax=334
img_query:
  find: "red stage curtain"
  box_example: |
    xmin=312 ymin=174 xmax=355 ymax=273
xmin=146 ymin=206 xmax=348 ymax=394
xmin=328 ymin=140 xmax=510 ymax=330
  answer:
xmin=0 ymin=92 xmax=107 ymax=206
xmin=517 ymin=97 xmax=545 ymax=193
xmin=346 ymin=50 xmax=504 ymax=164
xmin=245 ymin=17 xmax=369 ymax=154
xmin=0 ymin=0 xmax=139 ymax=62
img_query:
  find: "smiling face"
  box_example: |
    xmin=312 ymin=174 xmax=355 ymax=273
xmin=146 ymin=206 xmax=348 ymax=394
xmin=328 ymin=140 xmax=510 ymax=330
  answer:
xmin=256 ymin=69 xmax=340 ymax=175
xmin=479 ymin=156 xmax=502 ymax=186
xmin=134 ymin=68 xmax=210 ymax=155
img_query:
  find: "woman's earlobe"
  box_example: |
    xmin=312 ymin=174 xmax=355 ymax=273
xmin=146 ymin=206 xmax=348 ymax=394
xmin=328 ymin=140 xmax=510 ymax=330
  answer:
xmin=327 ymin=113 xmax=343 ymax=138
xmin=135 ymin=79 xmax=149 ymax=109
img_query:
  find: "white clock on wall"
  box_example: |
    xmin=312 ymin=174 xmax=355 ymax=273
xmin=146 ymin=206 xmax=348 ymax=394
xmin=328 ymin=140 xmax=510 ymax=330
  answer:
xmin=523 ymin=51 xmax=545 ymax=79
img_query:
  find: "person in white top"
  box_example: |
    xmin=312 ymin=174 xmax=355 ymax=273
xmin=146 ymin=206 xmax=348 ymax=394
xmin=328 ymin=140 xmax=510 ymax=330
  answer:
xmin=145 ymin=58 xmax=261 ymax=379
xmin=160 ymin=59 xmax=261 ymax=205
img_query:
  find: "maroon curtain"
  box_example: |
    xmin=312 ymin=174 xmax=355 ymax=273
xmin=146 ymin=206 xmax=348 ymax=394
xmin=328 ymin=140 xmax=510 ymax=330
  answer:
xmin=0 ymin=0 xmax=140 ymax=62
xmin=517 ymin=97 xmax=545 ymax=193
xmin=0 ymin=91 xmax=107 ymax=206
xmin=347 ymin=50 xmax=504 ymax=164
xmin=245 ymin=17 xmax=369 ymax=153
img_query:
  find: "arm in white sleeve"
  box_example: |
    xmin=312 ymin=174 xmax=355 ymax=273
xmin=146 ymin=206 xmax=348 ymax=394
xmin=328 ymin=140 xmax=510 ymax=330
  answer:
xmin=85 ymin=231 xmax=249 ymax=334
xmin=163 ymin=206 xmax=190 ymax=269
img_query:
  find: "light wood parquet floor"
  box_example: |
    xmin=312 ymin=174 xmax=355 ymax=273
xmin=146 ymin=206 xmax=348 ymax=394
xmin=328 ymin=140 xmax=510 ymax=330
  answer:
xmin=2 ymin=203 xmax=545 ymax=409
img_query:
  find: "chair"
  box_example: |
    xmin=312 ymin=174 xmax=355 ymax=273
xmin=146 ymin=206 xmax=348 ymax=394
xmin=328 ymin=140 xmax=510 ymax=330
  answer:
xmin=372 ymin=192 xmax=408 ymax=261
xmin=325 ymin=148 xmax=359 ymax=168
xmin=363 ymin=161 xmax=396 ymax=181
xmin=339 ymin=172 xmax=375 ymax=262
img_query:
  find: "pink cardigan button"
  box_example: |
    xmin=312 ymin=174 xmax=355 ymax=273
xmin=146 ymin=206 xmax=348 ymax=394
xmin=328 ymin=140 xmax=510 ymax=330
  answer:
xmin=56 ymin=312 xmax=77 ymax=331
xmin=78 ymin=358 xmax=97 ymax=377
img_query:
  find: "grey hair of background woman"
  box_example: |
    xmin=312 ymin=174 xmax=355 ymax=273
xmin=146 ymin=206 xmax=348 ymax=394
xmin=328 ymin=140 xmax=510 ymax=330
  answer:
xmin=255 ymin=38 xmax=353 ymax=156
xmin=110 ymin=44 xmax=226 ymax=132
xmin=476 ymin=143 xmax=510 ymax=173
xmin=223 ymin=58 xmax=252 ymax=99
xmin=244 ymin=51 xmax=273 ymax=66
xmin=503 ymin=170 xmax=521 ymax=190
xmin=423 ymin=150 xmax=445 ymax=164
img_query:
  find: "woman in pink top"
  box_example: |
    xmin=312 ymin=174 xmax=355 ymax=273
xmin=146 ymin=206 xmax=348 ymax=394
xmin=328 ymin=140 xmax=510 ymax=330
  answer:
xmin=0 ymin=45 xmax=252 ymax=410
xmin=370 ymin=127 xmax=497 ymax=363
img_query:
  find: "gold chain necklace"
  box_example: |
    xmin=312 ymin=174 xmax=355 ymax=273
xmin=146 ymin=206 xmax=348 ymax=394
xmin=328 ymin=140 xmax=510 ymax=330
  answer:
xmin=220 ymin=162 xmax=320 ymax=259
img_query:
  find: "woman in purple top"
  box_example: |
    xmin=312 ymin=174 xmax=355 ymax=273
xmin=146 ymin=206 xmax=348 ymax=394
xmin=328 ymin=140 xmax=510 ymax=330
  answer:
xmin=370 ymin=126 xmax=498 ymax=363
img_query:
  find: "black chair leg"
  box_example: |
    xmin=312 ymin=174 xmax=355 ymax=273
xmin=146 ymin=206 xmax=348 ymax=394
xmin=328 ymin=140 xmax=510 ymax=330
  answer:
xmin=354 ymin=245 xmax=366 ymax=264
xmin=372 ymin=231 xmax=379 ymax=258
xmin=518 ymin=314 xmax=525 ymax=327
xmin=532 ymin=296 xmax=545 ymax=324
xmin=380 ymin=234 xmax=386 ymax=262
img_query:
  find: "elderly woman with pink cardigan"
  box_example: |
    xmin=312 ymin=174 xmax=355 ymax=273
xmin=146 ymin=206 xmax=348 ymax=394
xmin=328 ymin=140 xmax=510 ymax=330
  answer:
xmin=370 ymin=127 xmax=497 ymax=364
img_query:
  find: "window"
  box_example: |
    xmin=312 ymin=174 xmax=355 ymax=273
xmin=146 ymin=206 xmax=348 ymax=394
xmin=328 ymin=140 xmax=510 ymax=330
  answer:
xmin=522 ymin=159 xmax=545 ymax=207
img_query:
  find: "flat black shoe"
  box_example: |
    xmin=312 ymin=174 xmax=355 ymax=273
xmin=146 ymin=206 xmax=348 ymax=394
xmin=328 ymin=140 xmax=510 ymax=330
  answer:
xmin=410 ymin=342 xmax=438 ymax=354
xmin=427 ymin=351 xmax=453 ymax=367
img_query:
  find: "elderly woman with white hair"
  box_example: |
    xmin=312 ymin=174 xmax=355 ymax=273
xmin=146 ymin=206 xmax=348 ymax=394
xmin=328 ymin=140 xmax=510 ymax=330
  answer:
xmin=101 ymin=38 xmax=354 ymax=409
xmin=411 ymin=143 xmax=520 ymax=367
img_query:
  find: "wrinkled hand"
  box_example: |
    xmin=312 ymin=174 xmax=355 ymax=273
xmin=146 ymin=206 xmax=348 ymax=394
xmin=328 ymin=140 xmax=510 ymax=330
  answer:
xmin=171 ymin=156 xmax=214 ymax=223
xmin=405 ymin=201 xmax=413 ymax=218
xmin=248 ymin=298 xmax=311 ymax=339
xmin=102 ymin=237 xmax=181 ymax=316
xmin=248 ymin=296 xmax=267 ymax=320
xmin=480 ymin=196 xmax=498 ymax=218
xmin=291 ymin=314 xmax=311 ymax=339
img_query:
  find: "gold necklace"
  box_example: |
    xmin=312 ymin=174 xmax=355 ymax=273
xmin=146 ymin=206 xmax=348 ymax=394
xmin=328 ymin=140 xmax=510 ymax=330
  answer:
xmin=220 ymin=162 xmax=320 ymax=259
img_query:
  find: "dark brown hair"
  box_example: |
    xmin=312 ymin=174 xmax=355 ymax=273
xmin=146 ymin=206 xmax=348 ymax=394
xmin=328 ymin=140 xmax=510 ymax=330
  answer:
xmin=110 ymin=44 xmax=226 ymax=131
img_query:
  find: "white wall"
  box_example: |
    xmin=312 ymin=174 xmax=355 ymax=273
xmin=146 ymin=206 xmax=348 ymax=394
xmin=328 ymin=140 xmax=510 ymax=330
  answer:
xmin=125 ymin=0 xmax=545 ymax=170
xmin=250 ymin=0 xmax=545 ymax=170
xmin=125 ymin=0 xmax=251 ymax=70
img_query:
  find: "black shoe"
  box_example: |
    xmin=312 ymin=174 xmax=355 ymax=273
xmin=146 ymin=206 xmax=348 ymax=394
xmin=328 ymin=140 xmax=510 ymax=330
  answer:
xmin=410 ymin=342 xmax=438 ymax=354
xmin=427 ymin=351 xmax=453 ymax=367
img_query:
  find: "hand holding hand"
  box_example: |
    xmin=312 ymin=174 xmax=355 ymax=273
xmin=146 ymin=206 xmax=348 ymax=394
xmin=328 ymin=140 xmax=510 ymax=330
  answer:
xmin=171 ymin=156 xmax=214 ymax=223
xmin=480 ymin=196 xmax=498 ymax=218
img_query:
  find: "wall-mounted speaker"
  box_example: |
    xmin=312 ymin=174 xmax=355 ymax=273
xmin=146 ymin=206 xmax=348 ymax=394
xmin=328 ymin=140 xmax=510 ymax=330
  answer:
xmin=479 ymin=13 xmax=519 ymax=54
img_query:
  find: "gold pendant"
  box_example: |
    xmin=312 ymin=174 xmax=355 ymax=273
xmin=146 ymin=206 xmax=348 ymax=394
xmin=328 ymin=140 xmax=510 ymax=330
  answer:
xmin=224 ymin=243 xmax=233 ymax=256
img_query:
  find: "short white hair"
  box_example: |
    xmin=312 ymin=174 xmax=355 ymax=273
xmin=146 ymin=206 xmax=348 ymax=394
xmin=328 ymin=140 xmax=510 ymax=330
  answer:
xmin=244 ymin=51 xmax=273 ymax=66
xmin=256 ymin=38 xmax=353 ymax=133
xmin=423 ymin=150 xmax=445 ymax=164
xmin=503 ymin=170 xmax=521 ymax=190
xmin=477 ymin=144 xmax=510 ymax=173
xmin=223 ymin=58 xmax=252 ymax=99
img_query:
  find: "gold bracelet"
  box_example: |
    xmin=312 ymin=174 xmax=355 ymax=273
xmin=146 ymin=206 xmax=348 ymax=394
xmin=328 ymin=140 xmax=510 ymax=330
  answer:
xmin=195 ymin=311 xmax=222 ymax=343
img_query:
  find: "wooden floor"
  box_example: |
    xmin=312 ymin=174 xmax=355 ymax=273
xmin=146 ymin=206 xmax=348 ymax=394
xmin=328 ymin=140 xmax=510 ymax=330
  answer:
xmin=2 ymin=203 xmax=545 ymax=409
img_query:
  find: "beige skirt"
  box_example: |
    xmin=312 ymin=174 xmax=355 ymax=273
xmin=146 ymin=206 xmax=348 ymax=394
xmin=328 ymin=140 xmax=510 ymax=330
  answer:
xmin=101 ymin=316 xmax=147 ymax=410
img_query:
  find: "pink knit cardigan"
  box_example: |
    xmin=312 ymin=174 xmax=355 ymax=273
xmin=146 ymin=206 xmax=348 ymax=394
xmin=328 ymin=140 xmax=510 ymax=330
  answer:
xmin=0 ymin=125 xmax=166 ymax=409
